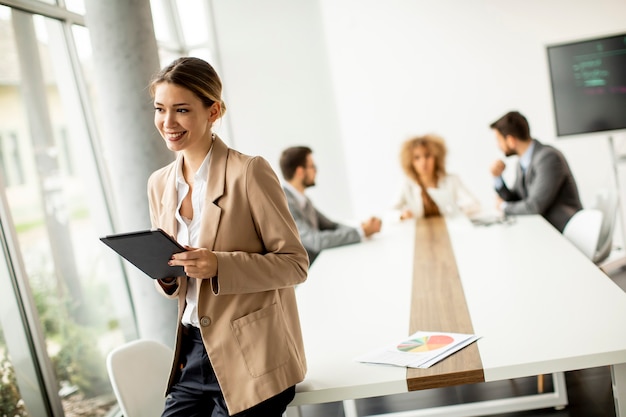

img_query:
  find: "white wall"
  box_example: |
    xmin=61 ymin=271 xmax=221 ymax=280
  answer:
xmin=212 ymin=0 xmax=355 ymax=218
xmin=212 ymin=0 xmax=626 ymax=237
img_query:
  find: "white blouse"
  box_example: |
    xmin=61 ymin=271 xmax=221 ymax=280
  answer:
xmin=394 ymin=174 xmax=481 ymax=218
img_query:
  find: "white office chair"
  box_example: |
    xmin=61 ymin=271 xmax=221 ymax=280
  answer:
xmin=106 ymin=339 xmax=173 ymax=417
xmin=591 ymin=188 xmax=619 ymax=264
xmin=562 ymin=208 xmax=603 ymax=260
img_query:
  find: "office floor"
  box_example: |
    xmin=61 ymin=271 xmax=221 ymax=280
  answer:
xmin=296 ymin=265 xmax=626 ymax=417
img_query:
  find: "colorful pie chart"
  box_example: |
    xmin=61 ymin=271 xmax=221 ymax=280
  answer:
xmin=397 ymin=334 xmax=454 ymax=353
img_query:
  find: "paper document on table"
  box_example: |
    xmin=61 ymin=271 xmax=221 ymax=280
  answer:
xmin=355 ymin=331 xmax=480 ymax=369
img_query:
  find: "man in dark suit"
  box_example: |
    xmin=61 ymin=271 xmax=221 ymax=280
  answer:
xmin=489 ymin=111 xmax=582 ymax=232
xmin=279 ymin=146 xmax=381 ymax=263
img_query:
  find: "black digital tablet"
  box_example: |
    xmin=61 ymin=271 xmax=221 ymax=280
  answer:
xmin=100 ymin=228 xmax=187 ymax=279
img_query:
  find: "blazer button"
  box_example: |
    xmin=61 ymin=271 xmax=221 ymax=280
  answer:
xmin=200 ymin=316 xmax=211 ymax=327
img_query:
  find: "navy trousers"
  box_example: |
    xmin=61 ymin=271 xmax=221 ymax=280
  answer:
xmin=161 ymin=326 xmax=295 ymax=417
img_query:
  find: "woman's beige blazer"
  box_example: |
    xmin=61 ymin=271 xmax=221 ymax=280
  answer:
xmin=147 ymin=136 xmax=308 ymax=414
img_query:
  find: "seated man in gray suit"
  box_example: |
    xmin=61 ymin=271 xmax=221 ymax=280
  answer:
xmin=489 ymin=111 xmax=582 ymax=232
xmin=279 ymin=146 xmax=382 ymax=264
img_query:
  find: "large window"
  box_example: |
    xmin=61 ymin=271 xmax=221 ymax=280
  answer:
xmin=0 ymin=0 xmax=222 ymax=415
xmin=0 ymin=4 xmax=136 ymax=416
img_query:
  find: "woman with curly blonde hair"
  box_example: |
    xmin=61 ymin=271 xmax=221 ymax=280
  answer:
xmin=395 ymin=134 xmax=480 ymax=219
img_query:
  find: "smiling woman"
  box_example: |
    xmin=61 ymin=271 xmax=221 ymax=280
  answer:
xmin=146 ymin=57 xmax=309 ymax=416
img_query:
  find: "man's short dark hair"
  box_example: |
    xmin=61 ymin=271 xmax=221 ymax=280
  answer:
xmin=490 ymin=111 xmax=531 ymax=141
xmin=280 ymin=146 xmax=312 ymax=180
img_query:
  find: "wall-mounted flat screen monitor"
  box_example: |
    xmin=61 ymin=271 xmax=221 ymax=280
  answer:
xmin=547 ymin=33 xmax=626 ymax=137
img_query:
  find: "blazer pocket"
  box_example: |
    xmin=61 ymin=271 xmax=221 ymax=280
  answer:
xmin=231 ymin=303 xmax=290 ymax=377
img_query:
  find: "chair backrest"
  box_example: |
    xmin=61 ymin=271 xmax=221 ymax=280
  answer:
xmin=563 ymin=208 xmax=603 ymax=260
xmin=591 ymin=188 xmax=619 ymax=264
xmin=106 ymin=339 xmax=173 ymax=417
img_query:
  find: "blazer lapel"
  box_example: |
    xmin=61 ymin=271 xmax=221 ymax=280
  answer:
xmin=159 ymin=158 xmax=180 ymax=236
xmin=522 ymin=140 xmax=541 ymax=198
xmin=517 ymin=163 xmax=527 ymax=198
xmin=200 ymin=136 xmax=227 ymax=250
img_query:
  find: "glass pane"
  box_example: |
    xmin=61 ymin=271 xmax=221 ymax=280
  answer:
xmin=176 ymin=0 xmax=208 ymax=48
xmin=2 ymin=8 xmax=137 ymax=416
xmin=188 ymin=47 xmax=215 ymax=65
xmin=64 ymin=0 xmax=86 ymax=15
xmin=150 ymin=0 xmax=174 ymax=45
xmin=0 ymin=327 xmax=29 ymax=417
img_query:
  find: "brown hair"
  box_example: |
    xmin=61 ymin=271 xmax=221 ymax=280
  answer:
xmin=149 ymin=57 xmax=227 ymax=118
xmin=279 ymin=146 xmax=312 ymax=180
xmin=400 ymin=134 xmax=447 ymax=183
xmin=489 ymin=111 xmax=530 ymax=141
xmin=399 ymin=134 xmax=448 ymax=217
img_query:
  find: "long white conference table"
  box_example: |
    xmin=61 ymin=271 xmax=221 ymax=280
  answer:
xmin=286 ymin=214 xmax=626 ymax=417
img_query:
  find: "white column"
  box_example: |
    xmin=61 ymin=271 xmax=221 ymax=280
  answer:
xmin=83 ymin=0 xmax=177 ymax=347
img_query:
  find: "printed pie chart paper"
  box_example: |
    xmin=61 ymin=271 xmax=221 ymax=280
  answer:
xmin=355 ymin=331 xmax=480 ymax=368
